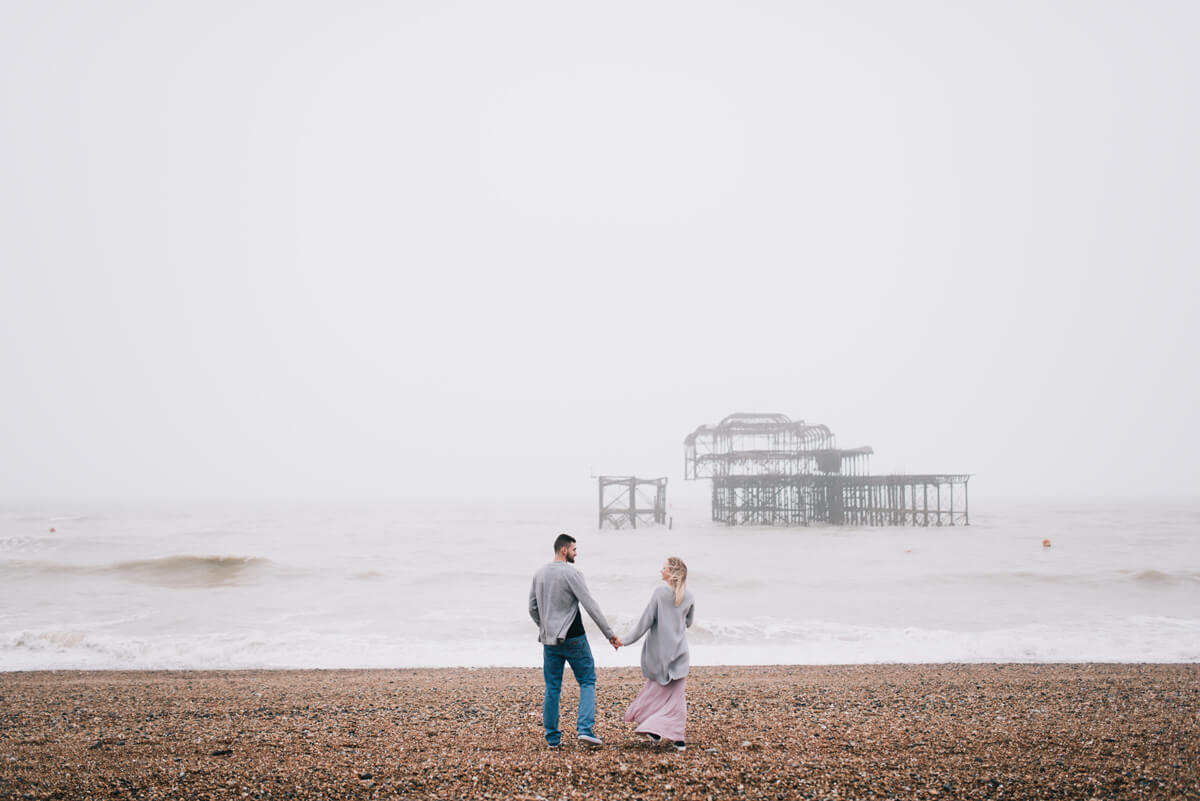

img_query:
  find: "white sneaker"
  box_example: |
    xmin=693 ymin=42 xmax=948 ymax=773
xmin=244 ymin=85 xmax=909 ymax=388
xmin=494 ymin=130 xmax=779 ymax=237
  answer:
xmin=577 ymin=733 xmax=603 ymax=746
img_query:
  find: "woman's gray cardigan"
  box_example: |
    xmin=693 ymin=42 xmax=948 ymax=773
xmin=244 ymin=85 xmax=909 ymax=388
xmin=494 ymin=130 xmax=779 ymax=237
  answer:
xmin=622 ymin=584 xmax=695 ymax=685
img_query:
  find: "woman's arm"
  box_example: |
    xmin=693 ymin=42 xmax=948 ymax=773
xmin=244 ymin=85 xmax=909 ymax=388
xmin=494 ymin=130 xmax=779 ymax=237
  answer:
xmin=621 ymin=592 xmax=659 ymax=646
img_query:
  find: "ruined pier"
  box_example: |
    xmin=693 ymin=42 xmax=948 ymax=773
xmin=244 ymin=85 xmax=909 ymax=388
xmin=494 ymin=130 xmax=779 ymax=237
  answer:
xmin=685 ymin=413 xmax=969 ymax=526
xmin=598 ymin=475 xmax=668 ymax=529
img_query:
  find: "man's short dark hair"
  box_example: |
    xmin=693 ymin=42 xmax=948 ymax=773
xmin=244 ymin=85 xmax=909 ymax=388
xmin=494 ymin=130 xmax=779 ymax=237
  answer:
xmin=553 ymin=533 xmax=576 ymax=553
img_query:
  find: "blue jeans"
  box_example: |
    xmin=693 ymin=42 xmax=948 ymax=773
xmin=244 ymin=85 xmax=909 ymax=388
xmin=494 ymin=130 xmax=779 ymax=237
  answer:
xmin=542 ymin=634 xmax=596 ymax=745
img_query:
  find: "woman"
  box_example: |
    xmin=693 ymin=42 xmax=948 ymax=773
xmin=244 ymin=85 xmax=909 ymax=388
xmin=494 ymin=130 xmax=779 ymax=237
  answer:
xmin=621 ymin=556 xmax=695 ymax=751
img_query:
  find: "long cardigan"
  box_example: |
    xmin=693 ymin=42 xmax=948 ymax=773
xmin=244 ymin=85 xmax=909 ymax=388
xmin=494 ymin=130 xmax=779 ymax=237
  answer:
xmin=622 ymin=583 xmax=695 ymax=685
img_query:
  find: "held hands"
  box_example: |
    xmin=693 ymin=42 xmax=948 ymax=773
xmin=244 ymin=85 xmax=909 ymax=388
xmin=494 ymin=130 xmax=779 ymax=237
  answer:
xmin=609 ymin=635 xmax=623 ymax=650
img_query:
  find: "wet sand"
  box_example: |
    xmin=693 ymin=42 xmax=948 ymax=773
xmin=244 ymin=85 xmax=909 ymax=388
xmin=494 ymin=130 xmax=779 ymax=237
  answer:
xmin=1 ymin=664 xmax=1196 ymax=799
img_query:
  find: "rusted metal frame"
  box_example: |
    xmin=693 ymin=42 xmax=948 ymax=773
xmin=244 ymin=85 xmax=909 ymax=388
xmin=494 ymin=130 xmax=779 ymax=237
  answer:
xmin=599 ymin=476 xmax=668 ymax=529
xmin=688 ymin=414 xmax=970 ymax=528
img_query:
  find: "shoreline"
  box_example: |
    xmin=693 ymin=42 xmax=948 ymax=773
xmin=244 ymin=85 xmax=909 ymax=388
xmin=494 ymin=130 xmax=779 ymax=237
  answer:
xmin=2 ymin=664 xmax=1196 ymax=799
xmin=5 ymin=658 xmax=1200 ymax=673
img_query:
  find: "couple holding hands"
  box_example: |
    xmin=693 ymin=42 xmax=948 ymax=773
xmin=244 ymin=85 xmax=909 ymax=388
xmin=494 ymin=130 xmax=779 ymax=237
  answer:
xmin=528 ymin=533 xmax=695 ymax=751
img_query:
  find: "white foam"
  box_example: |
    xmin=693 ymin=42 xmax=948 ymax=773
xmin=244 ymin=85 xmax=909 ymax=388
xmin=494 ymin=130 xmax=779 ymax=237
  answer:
xmin=3 ymin=615 xmax=1196 ymax=671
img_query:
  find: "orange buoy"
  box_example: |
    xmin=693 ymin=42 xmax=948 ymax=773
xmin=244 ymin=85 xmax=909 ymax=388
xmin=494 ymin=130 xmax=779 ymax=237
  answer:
xmin=1042 ymin=539 xmax=1051 ymax=548
xmin=49 ymin=527 xmax=55 ymax=533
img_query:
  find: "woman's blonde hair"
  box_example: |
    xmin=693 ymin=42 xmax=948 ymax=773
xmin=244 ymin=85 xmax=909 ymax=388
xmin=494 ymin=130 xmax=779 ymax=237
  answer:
xmin=665 ymin=556 xmax=688 ymax=607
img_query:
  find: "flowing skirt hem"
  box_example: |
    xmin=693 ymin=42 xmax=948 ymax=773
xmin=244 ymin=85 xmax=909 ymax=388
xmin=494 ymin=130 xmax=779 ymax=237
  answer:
xmin=623 ymin=676 xmax=687 ymax=742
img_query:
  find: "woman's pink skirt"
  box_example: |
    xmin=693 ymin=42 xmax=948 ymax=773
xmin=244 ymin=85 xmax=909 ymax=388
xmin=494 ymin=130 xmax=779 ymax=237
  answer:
xmin=624 ymin=677 xmax=687 ymax=742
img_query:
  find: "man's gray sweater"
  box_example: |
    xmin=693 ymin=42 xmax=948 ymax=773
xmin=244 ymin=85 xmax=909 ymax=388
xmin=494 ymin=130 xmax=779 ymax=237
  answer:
xmin=528 ymin=561 xmax=615 ymax=645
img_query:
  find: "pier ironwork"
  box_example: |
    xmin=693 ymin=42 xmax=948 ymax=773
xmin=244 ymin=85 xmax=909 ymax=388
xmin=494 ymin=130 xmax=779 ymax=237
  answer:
xmin=598 ymin=476 xmax=668 ymax=529
xmin=685 ymin=413 xmax=969 ymax=526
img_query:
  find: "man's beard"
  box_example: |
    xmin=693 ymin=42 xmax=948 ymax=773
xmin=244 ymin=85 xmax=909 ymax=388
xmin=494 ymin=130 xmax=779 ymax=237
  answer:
xmin=566 ymin=554 xmax=575 ymax=563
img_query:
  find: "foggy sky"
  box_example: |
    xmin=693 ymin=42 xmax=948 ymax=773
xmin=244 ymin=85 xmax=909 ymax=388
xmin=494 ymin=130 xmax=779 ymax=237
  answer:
xmin=2 ymin=2 xmax=1197 ymax=503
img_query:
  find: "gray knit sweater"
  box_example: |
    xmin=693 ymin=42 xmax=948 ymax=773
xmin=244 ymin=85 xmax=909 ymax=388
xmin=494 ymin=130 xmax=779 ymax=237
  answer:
xmin=622 ymin=584 xmax=696 ymax=685
xmin=528 ymin=561 xmax=616 ymax=645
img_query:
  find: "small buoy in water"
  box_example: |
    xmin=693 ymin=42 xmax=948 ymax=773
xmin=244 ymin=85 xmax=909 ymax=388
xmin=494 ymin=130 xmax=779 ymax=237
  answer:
xmin=1042 ymin=539 xmax=1051 ymax=548
xmin=904 ymin=548 xmax=912 ymax=553
xmin=49 ymin=527 xmax=55 ymax=533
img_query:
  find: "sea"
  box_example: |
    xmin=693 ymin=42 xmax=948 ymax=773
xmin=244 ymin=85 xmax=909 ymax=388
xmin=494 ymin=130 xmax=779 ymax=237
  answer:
xmin=2 ymin=495 xmax=1198 ymax=671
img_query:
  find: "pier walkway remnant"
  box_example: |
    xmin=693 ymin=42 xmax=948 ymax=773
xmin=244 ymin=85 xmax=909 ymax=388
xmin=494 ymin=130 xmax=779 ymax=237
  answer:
xmin=684 ymin=413 xmax=968 ymax=526
xmin=598 ymin=476 xmax=668 ymax=529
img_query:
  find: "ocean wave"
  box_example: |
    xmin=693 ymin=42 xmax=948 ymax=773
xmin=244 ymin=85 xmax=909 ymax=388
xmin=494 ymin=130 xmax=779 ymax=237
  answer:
xmin=681 ymin=615 xmax=1200 ymax=664
xmin=406 ymin=568 xmax=532 ymax=586
xmin=0 ymin=555 xmax=346 ymax=589
xmin=0 ymin=513 xmax=97 ymax=523
xmin=2 ymin=616 xmax=1198 ymax=671
xmin=351 ymin=570 xmax=387 ymax=581
xmin=0 ymin=536 xmax=55 ymax=553
xmin=902 ymin=569 xmax=1200 ymax=588
xmin=108 ymin=555 xmax=272 ymax=587
xmin=0 ymin=554 xmax=274 ymax=586
xmin=1132 ymin=569 xmax=1200 ymax=585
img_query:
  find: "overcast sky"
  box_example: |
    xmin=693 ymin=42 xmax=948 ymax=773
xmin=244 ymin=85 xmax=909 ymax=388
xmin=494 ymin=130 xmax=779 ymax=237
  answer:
xmin=2 ymin=2 xmax=1197 ymax=504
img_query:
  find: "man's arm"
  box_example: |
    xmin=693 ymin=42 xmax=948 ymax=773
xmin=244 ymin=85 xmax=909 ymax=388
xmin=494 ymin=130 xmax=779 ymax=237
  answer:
xmin=528 ymin=577 xmax=540 ymax=625
xmin=566 ymin=570 xmax=615 ymax=640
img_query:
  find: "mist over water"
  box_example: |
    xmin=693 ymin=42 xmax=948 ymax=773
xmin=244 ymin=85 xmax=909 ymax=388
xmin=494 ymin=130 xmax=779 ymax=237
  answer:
xmin=2 ymin=3 xmax=1197 ymax=680
xmin=3 ymin=496 xmax=1197 ymax=670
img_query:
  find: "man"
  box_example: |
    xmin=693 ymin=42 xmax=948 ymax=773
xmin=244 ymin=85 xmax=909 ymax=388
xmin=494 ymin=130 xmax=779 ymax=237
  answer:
xmin=528 ymin=533 xmax=621 ymax=749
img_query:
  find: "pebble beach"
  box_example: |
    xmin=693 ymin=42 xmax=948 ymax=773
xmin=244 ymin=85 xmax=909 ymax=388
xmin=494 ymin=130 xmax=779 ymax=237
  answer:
xmin=1 ymin=664 xmax=1196 ymax=800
